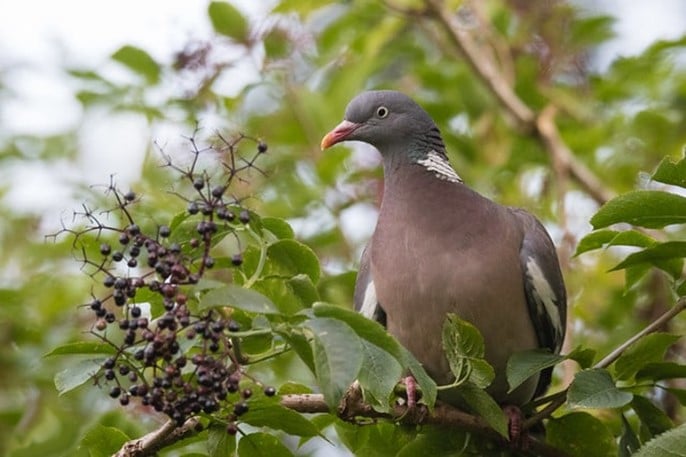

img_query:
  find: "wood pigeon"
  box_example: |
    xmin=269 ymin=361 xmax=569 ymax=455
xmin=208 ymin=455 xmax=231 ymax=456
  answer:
xmin=321 ymin=90 xmax=566 ymax=407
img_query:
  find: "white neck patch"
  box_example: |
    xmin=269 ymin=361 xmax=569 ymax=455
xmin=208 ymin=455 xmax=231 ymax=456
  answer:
xmin=417 ymin=151 xmax=462 ymax=183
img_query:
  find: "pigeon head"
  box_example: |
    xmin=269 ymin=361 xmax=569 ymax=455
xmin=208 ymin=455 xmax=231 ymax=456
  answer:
xmin=321 ymin=90 xmax=444 ymax=155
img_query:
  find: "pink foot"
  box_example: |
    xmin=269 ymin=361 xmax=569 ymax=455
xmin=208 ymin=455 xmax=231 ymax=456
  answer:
xmin=404 ymin=375 xmax=418 ymax=409
xmin=504 ymin=405 xmax=528 ymax=450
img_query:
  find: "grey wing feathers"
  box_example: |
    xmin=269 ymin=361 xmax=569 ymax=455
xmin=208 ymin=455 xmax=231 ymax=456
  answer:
xmin=354 ymin=241 xmax=387 ymax=327
xmin=512 ymin=209 xmax=567 ymax=396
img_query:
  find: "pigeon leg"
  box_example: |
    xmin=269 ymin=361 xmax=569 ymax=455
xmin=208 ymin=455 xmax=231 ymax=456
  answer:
xmin=503 ymin=405 xmax=529 ymax=450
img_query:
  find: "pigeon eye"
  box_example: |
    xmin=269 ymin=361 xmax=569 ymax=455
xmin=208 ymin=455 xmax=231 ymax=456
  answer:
xmin=376 ymin=106 xmax=389 ymax=118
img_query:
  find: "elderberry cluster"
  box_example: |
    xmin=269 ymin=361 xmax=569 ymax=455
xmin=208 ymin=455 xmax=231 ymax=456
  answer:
xmin=64 ymin=134 xmax=275 ymax=429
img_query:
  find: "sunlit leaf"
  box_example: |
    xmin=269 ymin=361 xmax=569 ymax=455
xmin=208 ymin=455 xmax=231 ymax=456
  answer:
xmin=199 ymin=284 xmax=279 ymax=314
xmin=55 ymin=358 xmax=107 ymax=395
xmin=591 ymin=190 xmax=686 ymax=229
xmin=44 ymin=342 xmax=116 ymax=357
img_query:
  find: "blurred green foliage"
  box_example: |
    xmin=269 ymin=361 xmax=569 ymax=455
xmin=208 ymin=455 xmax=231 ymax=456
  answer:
xmin=2 ymin=1 xmax=686 ymax=456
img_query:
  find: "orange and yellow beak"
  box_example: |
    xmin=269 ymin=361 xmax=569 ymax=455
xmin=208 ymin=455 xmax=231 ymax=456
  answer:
xmin=320 ymin=120 xmax=362 ymax=150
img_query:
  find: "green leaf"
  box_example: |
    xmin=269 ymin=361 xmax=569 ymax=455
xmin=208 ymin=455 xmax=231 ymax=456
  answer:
xmin=506 ymin=349 xmax=566 ymax=393
xmin=665 ymin=388 xmax=686 ymax=406
xmin=263 ymin=28 xmax=291 ymax=59
xmin=575 ymin=229 xmax=656 ymax=256
xmin=237 ymin=432 xmax=294 ymax=457
xmin=457 ymin=382 xmax=508 ymax=438
xmin=207 ymin=422 xmax=235 ymax=457
xmin=633 ymin=422 xmax=686 ymax=457
xmin=358 ymin=340 xmax=403 ymax=411
xmin=619 ymin=414 xmax=641 ymax=457
xmin=199 ymin=285 xmax=279 ymax=314
xmin=55 ymin=358 xmax=106 ymax=395
xmin=614 ymin=333 xmax=681 ymax=380
xmin=441 ymin=313 xmax=494 ymax=389
xmin=267 ymin=239 xmax=321 ymax=283
xmin=277 ymin=329 xmax=315 ymax=373
xmin=636 ymin=361 xmax=686 ymax=381
xmin=80 ymin=425 xmax=129 ymax=457
xmin=652 ymin=153 xmax=686 ymax=188
xmin=251 ymin=275 xmax=317 ymax=315
xmin=632 ymin=395 xmax=674 ymax=437
xmin=111 ymin=45 xmax=160 ymax=84
xmin=396 ymin=427 xmax=470 ymax=457
xmin=44 ymin=341 xmax=116 ymax=357
xmin=590 ymin=190 xmax=686 ymax=229
xmin=241 ymin=403 xmax=320 ymax=438
xmin=208 ymin=1 xmax=249 ymax=42
xmin=261 ymin=217 xmax=294 ymax=240
xmin=308 ymin=317 xmax=363 ymax=408
xmin=311 ymin=303 xmax=437 ymax=407
xmin=610 ymin=242 xmax=686 ymax=278
xmin=567 ymin=346 xmax=597 ymax=369
xmin=547 ymin=412 xmax=616 ymax=457
xmin=568 ymin=368 xmax=633 ymax=409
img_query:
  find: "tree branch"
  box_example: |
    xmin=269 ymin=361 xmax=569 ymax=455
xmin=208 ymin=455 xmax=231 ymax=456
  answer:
xmin=114 ymin=417 xmax=201 ymax=457
xmin=525 ymin=296 xmax=686 ymax=428
xmin=423 ymin=0 xmax=613 ymax=205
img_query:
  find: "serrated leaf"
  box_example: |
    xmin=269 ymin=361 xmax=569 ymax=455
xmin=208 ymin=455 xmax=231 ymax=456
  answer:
xmin=208 ymin=1 xmax=249 ymax=42
xmin=568 ymin=368 xmax=633 ymax=409
xmin=199 ymin=285 xmax=279 ymax=314
xmin=111 ymin=45 xmax=160 ymax=84
xmin=614 ymin=333 xmax=681 ymax=380
xmin=308 ymin=317 xmax=363 ymax=408
xmin=237 ymin=432 xmax=293 ymax=457
xmin=311 ymin=303 xmax=437 ymax=407
xmin=506 ymin=349 xmax=566 ymax=393
xmin=358 ymin=340 xmax=403 ymax=411
xmin=442 ymin=313 xmax=494 ymax=389
xmin=207 ymin=422 xmax=235 ymax=457
xmin=633 ymin=422 xmax=686 ymax=457
xmin=44 ymin=341 xmax=116 ymax=357
xmin=547 ymin=412 xmax=616 ymax=457
xmin=457 ymin=382 xmax=508 ymax=438
xmin=632 ymin=395 xmax=674 ymax=437
xmin=636 ymin=361 xmax=686 ymax=381
xmin=55 ymin=358 xmax=106 ymax=395
xmin=591 ymin=190 xmax=686 ymax=229
xmin=80 ymin=424 xmax=129 ymax=457
xmin=652 ymin=153 xmax=686 ymax=188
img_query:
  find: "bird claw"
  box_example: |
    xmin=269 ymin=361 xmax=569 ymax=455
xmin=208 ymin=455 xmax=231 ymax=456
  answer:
xmin=504 ymin=405 xmax=529 ymax=450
